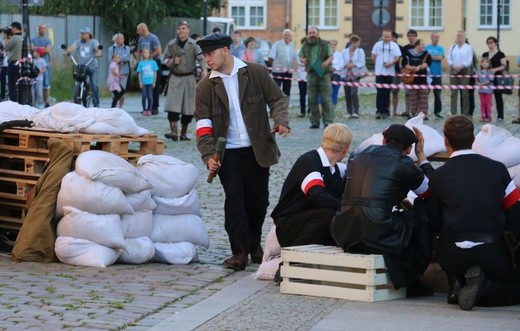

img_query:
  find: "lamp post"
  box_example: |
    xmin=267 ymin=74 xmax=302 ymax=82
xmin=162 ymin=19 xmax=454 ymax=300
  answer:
xmin=16 ymin=0 xmax=34 ymax=105
xmin=203 ymin=0 xmax=208 ymax=36
xmin=496 ymin=1 xmax=501 ymax=44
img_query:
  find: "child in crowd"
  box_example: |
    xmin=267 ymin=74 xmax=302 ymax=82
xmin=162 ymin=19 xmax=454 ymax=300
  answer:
xmin=32 ymin=47 xmax=47 ymax=109
xmin=477 ymin=57 xmax=494 ymax=122
xmin=136 ymin=48 xmax=158 ymax=116
xmin=107 ymin=53 xmax=124 ymax=108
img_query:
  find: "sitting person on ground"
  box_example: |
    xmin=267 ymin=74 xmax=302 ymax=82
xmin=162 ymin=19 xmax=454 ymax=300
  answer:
xmin=428 ymin=115 xmax=520 ymax=311
xmin=330 ymin=124 xmax=435 ymax=297
xmin=272 ymin=123 xmax=352 ymax=248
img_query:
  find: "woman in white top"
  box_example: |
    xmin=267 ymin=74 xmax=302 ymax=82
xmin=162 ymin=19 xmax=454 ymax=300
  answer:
xmin=342 ymin=35 xmax=366 ymax=118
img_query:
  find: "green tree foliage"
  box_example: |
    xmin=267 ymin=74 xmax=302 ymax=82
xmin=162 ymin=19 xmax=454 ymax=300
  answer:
xmin=23 ymin=0 xmax=224 ymax=45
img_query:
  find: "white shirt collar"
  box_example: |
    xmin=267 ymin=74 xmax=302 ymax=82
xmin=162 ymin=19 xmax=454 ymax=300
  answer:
xmin=317 ymin=147 xmax=336 ymax=174
xmin=209 ymin=56 xmax=247 ymax=79
xmin=450 ymin=149 xmax=476 ymax=158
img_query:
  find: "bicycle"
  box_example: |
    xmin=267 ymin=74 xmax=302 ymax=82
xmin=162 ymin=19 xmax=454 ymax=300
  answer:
xmin=61 ymin=44 xmax=103 ymax=107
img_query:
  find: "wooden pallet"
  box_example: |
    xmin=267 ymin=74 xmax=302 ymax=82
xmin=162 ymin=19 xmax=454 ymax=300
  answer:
xmin=280 ymin=245 xmax=406 ymax=302
xmin=0 ymin=127 xmax=164 ymax=162
xmin=0 ymin=127 xmax=164 ymax=234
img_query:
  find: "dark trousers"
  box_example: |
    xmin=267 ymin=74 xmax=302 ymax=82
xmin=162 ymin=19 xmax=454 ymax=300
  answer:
xmin=0 ymin=66 xmax=7 ymax=100
xmin=152 ymin=58 xmax=162 ymax=111
xmin=376 ymin=75 xmax=393 ymax=115
xmin=167 ymin=111 xmax=193 ymax=125
xmin=218 ymin=147 xmax=269 ymax=255
xmin=274 ymin=71 xmax=292 ymax=97
xmin=431 ymin=76 xmax=442 ymax=115
xmin=298 ymin=81 xmax=307 ymax=115
xmin=275 ymin=207 xmax=336 ymax=248
xmin=493 ymin=89 xmax=504 ymax=119
xmin=438 ymin=242 xmax=520 ymax=306
xmin=7 ymin=62 xmax=19 ymax=102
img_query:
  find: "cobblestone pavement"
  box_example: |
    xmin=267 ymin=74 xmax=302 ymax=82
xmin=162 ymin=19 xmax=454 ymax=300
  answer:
xmin=1 ymin=84 xmax=519 ymax=330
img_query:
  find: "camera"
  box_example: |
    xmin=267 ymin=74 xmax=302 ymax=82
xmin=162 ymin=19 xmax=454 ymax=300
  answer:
xmin=0 ymin=26 xmax=13 ymax=36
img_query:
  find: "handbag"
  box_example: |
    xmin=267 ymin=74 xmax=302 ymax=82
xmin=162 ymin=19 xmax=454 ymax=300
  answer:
xmin=494 ymin=71 xmax=514 ymax=95
xmin=352 ymin=65 xmax=368 ymax=79
xmin=401 ymin=54 xmax=427 ymax=85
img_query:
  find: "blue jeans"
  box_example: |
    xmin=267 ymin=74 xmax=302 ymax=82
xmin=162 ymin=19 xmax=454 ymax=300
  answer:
xmin=87 ymin=66 xmax=99 ymax=107
xmin=33 ymin=79 xmax=44 ymax=108
xmin=141 ymin=84 xmax=153 ymax=110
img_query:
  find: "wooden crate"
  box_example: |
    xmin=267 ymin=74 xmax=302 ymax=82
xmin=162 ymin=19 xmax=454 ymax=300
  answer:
xmin=280 ymin=245 xmax=406 ymax=302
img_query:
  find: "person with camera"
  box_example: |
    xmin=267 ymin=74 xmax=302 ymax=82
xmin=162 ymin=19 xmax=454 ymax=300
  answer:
xmin=63 ymin=27 xmax=102 ymax=107
xmin=3 ymin=22 xmax=23 ymax=102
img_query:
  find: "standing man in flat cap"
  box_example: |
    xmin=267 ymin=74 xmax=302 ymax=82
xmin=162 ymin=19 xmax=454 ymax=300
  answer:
xmin=331 ymin=124 xmax=435 ymax=296
xmin=195 ymin=33 xmax=291 ymax=271
xmin=163 ymin=21 xmax=207 ymax=141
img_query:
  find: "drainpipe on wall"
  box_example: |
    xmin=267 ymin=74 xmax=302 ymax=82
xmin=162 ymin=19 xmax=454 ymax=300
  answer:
xmin=286 ymin=0 xmax=290 ymax=29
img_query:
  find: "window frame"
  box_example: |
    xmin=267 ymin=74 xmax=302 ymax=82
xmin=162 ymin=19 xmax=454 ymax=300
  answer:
xmin=478 ymin=0 xmax=511 ymax=29
xmin=409 ymin=0 xmax=444 ymax=31
xmin=308 ymin=0 xmax=338 ymax=30
xmin=229 ymin=0 xmax=267 ymax=30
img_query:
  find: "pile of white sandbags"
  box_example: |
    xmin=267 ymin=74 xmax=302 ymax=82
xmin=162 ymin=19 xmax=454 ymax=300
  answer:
xmin=354 ymin=113 xmax=446 ymax=161
xmin=254 ymin=225 xmax=282 ymax=281
xmin=54 ymin=151 xmax=208 ymax=267
xmin=0 ymin=100 xmax=149 ymax=135
xmin=473 ymin=124 xmax=520 ymax=188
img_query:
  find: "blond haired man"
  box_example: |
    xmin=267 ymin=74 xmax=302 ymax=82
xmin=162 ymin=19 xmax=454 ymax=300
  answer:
xmin=272 ymin=123 xmax=352 ymax=247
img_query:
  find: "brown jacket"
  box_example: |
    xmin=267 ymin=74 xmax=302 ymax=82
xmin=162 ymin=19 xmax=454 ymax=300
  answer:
xmin=195 ymin=62 xmax=289 ymax=167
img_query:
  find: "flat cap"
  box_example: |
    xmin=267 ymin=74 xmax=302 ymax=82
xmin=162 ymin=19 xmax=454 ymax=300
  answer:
xmin=383 ymin=124 xmax=418 ymax=146
xmin=197 ymin=33 xmax=232 ymax=54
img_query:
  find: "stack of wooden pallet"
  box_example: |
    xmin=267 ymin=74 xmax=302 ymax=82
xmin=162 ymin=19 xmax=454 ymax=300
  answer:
xmin=0 ymin=127 xmax=164 ymax=236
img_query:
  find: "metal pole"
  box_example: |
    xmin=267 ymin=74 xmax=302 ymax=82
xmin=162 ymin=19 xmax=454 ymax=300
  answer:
xmin=203 ymin=0 xmax=208 ymax=36
xmin=305 ymin=0 xmax=309 ymax=34
xmin=17 ymin=0 xmax=34 ymax=106
xmin=497 ymin=2 xmax=501 ymax=44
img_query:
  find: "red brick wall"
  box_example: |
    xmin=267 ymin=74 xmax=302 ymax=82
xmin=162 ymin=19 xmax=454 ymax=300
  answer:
xmin=221 ymin=0 xmax=290 ymax=43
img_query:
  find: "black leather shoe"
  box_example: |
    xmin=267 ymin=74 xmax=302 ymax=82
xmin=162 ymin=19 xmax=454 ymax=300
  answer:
xmin=309 ymin=124 xmax=319 ymax=129
xmin=459 ymin=266 xmax=486 ymax=311
xmin=406 ymin=279 xmax=434 ymax=298
xmin=250 ymin=246 xmax=264 ymax=264
xmin=223 ymin=252 xmax=248 ymax=271
xmin=434 ymin=113 xmax=444 ymax=119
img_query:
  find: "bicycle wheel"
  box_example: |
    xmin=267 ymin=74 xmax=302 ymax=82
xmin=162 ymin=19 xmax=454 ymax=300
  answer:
xmin=73 ymin=83 xmax=82 ymax=104
xmin=84 ymin=83 xmax=92 ymax=108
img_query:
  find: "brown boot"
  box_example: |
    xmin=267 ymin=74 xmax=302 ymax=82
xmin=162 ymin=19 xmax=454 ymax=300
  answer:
xmin=164 ymin=121 xmax=178 ymax=141
xmin=180 ymin=123 xmax=191 ymax=141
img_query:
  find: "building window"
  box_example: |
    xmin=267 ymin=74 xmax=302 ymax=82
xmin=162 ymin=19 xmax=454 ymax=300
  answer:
xmin=410 ymin=0 xmax=443 ymax=30
xmin=479 ymin=0 xmax=510 ymax=28
xmin=308 ymin=0 xmax=338 ymax=29
xmin=230 ymin=0 xmax=266 ymax=30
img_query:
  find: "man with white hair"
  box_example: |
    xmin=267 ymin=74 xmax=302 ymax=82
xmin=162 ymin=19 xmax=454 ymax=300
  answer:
xmin=268 ymin=29 xmax=298 ymax=97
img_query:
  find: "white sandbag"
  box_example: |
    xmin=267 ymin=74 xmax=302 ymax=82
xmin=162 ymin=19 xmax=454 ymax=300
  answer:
xmin=508 ymin=164 xmax=520 ymax=189
xmin=56 ymin=171 xmax=133 ymax=217
xmin=137 ymin=154 xmax=199 ymax=198
xmin=125 ymin=190 xmax=157 ymax=212
xmin=117 ymin=236 xmax=155 ymax=264
xmin=0 ymin=100 xmax=38 ymax=123
xmin=152 ymin=242 xmax=197 ymax=265
xmin=150 ymin=214 xmax=210 ymax=248
xmin=121 ymin=211 xmax=154 ymax=238
xmin=254 ymin=256 xmax=281 ymax=281
xmin=55 ymin=236 xmax=121 ymax=268
xmin=82 ymin=107 xmax=149 ymax=135
xmin=354 ymin=114 xmax=445 ymax=162
xmin=473 ymin=124 xmax=520 ymax=168
xmin=75 ymin=150 xmax=152 ymax=193
xmin=263 ymin=225 xmax=281 ymax=262
xmin=153 ymin=189 xmax=201 ymax=216
xmin=31 ymin=102 xmax=94 ymax=132
xmin=57 ymin=206 xmax=126 ymax=249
